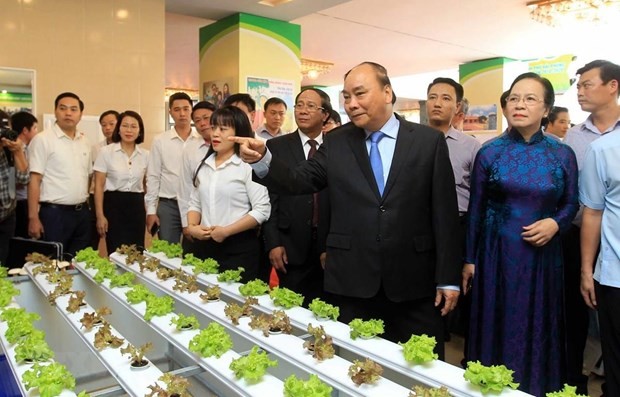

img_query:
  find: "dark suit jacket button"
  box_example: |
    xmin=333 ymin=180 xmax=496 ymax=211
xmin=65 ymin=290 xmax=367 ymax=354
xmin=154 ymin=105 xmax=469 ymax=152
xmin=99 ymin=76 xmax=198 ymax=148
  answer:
xmin=376 ymin=235 xmax=381 ymax=241
xmin=379 ymin=206 xmax=386 ymax=212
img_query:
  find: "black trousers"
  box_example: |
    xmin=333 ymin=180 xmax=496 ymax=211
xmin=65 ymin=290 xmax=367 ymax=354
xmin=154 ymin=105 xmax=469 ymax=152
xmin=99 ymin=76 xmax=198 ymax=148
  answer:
xmin=39 ymin=202 xmax=91 ymax=259
xmin=595 ymin=281 xmax=620 ymax=397
xmin=561 ymin=225 xmax=589 ymax=394
xmin=330 ymin=285 xmax=445 ymax=359
xmin=0 ymin=212 xmax=16 ymax=265
xmin=275 ymin=229 xmax=325 ymax=307
xmin=14 ymin=199 xmax=28 ymax=239
xmin=103 ymin=191 xmax=145 ymax=254
xmin=196 ymin=229 xmax=260 ymax=283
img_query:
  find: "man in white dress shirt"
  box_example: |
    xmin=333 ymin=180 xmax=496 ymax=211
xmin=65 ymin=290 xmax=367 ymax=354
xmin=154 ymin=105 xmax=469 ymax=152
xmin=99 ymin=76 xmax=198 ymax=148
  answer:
xmin=146 ymin=92 xmax=202 ymax=243
xmin=27 ymin=92 xmax=92 ymax=257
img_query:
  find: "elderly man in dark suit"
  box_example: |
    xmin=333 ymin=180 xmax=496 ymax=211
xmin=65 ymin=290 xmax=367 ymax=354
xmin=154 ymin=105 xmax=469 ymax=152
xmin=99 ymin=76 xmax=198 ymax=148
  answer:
xmin=263 ymin=88 xmax=332 ymax=305
xmin=232 ymin=62 xmax=461 ymax=357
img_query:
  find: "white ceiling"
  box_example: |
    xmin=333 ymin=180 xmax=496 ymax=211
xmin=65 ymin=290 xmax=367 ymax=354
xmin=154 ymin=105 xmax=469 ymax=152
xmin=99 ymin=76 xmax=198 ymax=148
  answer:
xmin=165 ymin=0 xmax=620 ymax=89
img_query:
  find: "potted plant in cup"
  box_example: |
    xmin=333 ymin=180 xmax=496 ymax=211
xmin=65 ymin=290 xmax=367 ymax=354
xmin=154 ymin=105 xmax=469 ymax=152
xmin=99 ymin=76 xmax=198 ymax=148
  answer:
xmin=121 ymin=342 xmax=153 ymax=370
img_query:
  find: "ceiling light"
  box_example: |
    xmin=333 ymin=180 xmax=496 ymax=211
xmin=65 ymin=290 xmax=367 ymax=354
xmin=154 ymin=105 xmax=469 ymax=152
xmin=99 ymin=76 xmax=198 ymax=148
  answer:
xmin=258 ymin=0 xmax=293 ymax=7
xmin=301 ymin=58 xmax=334 ymax=80
xmin=116 ymin=9 xmax=129 ymax=20
xmin=527 ymin=0 xmax=620 ymax=26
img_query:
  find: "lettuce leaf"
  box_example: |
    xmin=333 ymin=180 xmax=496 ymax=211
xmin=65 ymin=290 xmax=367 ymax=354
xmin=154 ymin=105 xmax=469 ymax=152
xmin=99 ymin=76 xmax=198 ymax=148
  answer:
xmin=546 ymin=384 xmax=588 ymax=397
xmin=283 ymin=374 xmax=333 ymax=397
xmin=239 ymin=279 xmax=270 ymax=297
xmin=125 ymin=284 xmax=155 ymax=304
xmin=308 ymin=298 xmax=339 ymax=320
xmin=188 ymin=323 xmax=233 ymax=358
xmin=22 ymin=362 xmax=76 ymax=397
xmin=463 ymin=360 xmax=519 ymax=393
xmin=217 ymin=267 xmax=245 ymax=283
xmin=150 ymin=240 xmax=183 ymax=258
xmin=229 ymin=346 xmax=278 ymax=382
xmin=269 ymin=287 xmax=304 ymax=309
xmin=348 ymin=318 xmax=384 ymax=340
xmin=144 ymin=295 xmax=175 ymax=321
xmin=109 ymin=271 xmax=135 ymax=288
xmin=399 ymin=334 xmax=438 ymax=364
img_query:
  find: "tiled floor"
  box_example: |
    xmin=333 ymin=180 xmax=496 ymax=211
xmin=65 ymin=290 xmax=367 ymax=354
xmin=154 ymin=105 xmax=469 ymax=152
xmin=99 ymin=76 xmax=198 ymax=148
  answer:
xmin=444 ymin=335 xmax=604 ymax=396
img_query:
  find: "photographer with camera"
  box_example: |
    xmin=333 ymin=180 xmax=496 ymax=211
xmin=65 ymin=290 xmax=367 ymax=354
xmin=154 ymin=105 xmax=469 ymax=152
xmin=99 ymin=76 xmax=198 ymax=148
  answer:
xmin=0 ymin=110 xmax=29 ymax=265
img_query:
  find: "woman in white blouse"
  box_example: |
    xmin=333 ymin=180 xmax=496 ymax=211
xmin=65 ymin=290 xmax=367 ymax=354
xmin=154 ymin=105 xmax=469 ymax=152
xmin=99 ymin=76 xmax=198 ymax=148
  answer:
xmin=94 ymin=110 xmax=149 ymax=254
xmin=187 ymin=106 xmax=270 ymax=281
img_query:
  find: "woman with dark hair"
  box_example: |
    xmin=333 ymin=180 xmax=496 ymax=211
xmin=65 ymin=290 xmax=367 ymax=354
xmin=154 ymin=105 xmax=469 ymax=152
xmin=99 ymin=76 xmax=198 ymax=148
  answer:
xmin=94 ymin=110 xmax=149 ymax=254
xmin=462 ymin=73 xmax=578 ymax=396
xmin=187 ymin=106 xmax=270 ymax=281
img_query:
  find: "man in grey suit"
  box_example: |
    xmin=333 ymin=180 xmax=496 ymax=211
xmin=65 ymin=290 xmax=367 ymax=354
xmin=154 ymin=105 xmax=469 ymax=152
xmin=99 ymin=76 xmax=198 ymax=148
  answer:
xmin=232 ymin=62 xmax=461 ymax=357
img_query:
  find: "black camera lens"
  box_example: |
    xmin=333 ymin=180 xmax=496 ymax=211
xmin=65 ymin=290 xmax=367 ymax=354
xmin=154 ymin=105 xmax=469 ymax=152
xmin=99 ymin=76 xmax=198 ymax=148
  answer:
xmin=0 ymin=128 xmax=19 ymax=141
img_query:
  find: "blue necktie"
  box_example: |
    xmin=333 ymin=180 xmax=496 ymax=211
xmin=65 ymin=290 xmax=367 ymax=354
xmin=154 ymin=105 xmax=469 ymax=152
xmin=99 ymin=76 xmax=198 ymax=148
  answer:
xmin=369 ymin=131 xmax=385 ymax=195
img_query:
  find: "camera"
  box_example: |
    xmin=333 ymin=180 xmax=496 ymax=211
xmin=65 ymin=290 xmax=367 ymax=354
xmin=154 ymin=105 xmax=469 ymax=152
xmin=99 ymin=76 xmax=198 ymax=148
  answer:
xmin=0 ymin=128 xmax=19 ymax=141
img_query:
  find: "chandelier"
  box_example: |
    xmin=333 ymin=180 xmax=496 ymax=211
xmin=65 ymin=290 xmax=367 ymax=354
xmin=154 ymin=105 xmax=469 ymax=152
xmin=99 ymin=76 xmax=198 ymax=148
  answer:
xmin=301 ymin=58 xmax=334 ymax=80
xmin=527 ymin=0 xmax=620 ymax=26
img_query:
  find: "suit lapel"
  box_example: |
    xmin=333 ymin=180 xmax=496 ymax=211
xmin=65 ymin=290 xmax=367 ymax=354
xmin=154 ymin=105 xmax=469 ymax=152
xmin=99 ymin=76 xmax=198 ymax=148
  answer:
xmin=347 ymin=127 xmax=383 ymax=201
xmin=287 ymin=130 xmax=306 ymax=163
xmin=383 ymin=119 xmax=415 ymax=198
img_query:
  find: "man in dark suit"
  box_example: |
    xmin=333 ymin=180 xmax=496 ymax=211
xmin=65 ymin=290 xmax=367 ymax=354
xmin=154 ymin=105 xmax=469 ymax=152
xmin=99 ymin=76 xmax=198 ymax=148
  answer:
xmin=233 ymin=62 xmax=461 ymax=357
xmin=263 ymin=88 xmax=331 ymax=305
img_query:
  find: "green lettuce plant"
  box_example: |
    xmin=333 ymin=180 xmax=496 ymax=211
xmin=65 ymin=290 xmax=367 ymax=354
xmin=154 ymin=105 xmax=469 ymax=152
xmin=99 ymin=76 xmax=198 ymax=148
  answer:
xmin=0 ymin=265 xmax=8 ymax=278
xmin=348 ymin=318 xmax=385 ymax=340
xmin=0 ymin=278 xmax=20 ymax=307
xmin=269 ymin=287 xmax=304 ymax=309
xmin=4 ymin=310 xmax=40 ymax=343
xmin=144 ymin=295 xmax=175 ymax=321
xmin=75 ymin=247 xmax=100 ymax=264
xmin=22 ymin=362 xmax=76 ymax=397
xmin=192 ymin=258 xmax=219 ymax=275
xmin=170 ymin=313 xmax=200 ymax=330
xmin=308 ymin=298 xmax=339 ymax=321
xmin=229 ymin=346 xmax=278 ymax=382
xmin=93 ymin=260 xmax=117 ymax=283
xmin=399 ymin=334 xmax=438 ymax=364
xmin=149 ymin=240 xmax=183 ymax=258
xmin=217 ymin=267 xmax=245 ymax=283
xmin=546 ymin=384 xmax=588 ymax=397
xmin=125 ymin=284 xmax=155 ymax=304
xmin=463 ymin=360 xmax=519 ymax=393
xmin=283 ymin=374 xmax=333 ymax=397
xmin=409 ymin=385 xmax=452 ymax=396
xmin=15 ymin=330 xmax=54 ymax=363
xmin=188 ymin=323 xmax=233 ymax=358
xmin=109 ymin=272 xmax=135 ymax=288
xmin=238 ymin=279 xmax=269 ymax=297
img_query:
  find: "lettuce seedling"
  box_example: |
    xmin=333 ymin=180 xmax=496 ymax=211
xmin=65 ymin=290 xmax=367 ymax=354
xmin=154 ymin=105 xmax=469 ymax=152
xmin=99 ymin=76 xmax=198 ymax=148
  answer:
xmin=94 ymin=323 xmax=124 ymax=350
xmin=66 ymin=290 xmax=86 ymax=313
xmin=217 ymin=267 xmax=245 ymax=283
xmin=109 ymin=272 xmax=135 ymax=288
xmin=125 ymin=284 xmax=155 ymax=304
xmin=4 ymin=310 xmax=40 ymax=344
xmin=229 ymin=346 xmax=278 ymax=382
xmin=149 ymin=240 xmax=183 ymax=258
xmin=269 ymin=287 xmax=304 ymax=309
xmin=121 ymin=342 xmax=153 ymax=367
xmin=546 ymin=384 xmax=588 ymax=397
xmin=173 ymin=271 xmax=199 ymax=294
xmin=238 ymin=279 xmax=269 ymax=297
xmin=0 ymin=265 xmax=8 ymax=278
xmin=308 ymin=298 xmax=339 ymax=321
xmin=0 ymin=277 xmax=20 ymax=307
xmin=144 ymin=295 xmax=175 ymax=321
xmin=146 ymin=373 xmax=191 ymax=397
xmin=463 ymin=360 xmax=519 ymax=393
xmin=93 ymin=260 xmax=117 ymax=283
xmin=409 ymin=385 xmax=452 ymax=396
xmin=348 ymin=318 xmax=385 ymax=340
xmin=192 ymin=258 xmax=219 ymax=275
xmin=303 ymin=324 xmax=335 ymax=361
xmin=80 ymin=306 xmax=112 ymax=331
xmin=348 ymin=358 xmax=383 ymax=386
xmin=22 ymin=362 xmax=75 ymax=397
xmin=75 ymin=247 xmax=100 ymax=264
xmin=199 ymin=285 xmax=221 ymax=302
xmin=170 ymin=313 xmax=200 ymax=330
xmin=188 ymin=322 xmax=233 ymax=358
xmin=400 ymin=334 xmax=438 ymax=364
xmin=156 ymin=266 xmax=174 ymax=280
xmin=15 ymin=330 xmax=55 ymax=363
xmin=140 ymin=257 xmax=160 ymax=273
xmin=283 ymin=374 xmax=333 ymax=397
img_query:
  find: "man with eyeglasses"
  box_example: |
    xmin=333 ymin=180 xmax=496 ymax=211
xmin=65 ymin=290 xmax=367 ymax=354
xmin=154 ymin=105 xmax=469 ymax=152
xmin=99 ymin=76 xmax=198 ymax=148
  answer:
xmin=177 ymin=101 xmax=216 ymax=256
xmin=256 ymin=97 xmax=287 ymax=141
xmin=262 ymin=88 xmax=332 ymax=305
xmin=232 ymin=62 xmax=461 ymax=358
xmin=565 ymin=59 xmax=620 ymax=397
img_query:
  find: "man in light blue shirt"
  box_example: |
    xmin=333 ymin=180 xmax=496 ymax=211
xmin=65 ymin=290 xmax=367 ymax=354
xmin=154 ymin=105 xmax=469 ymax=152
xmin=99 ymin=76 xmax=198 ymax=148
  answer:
xmin=578 ymin=60 xmax=620 ymax=397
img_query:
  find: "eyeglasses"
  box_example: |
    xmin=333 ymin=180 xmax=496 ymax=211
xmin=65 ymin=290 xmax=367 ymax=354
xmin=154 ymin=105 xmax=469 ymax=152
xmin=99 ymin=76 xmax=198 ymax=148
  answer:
xmin=294 ymin=102 xmax=324 ymax=112
xmin=506 ymin=94 xmax=543 ymax=107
